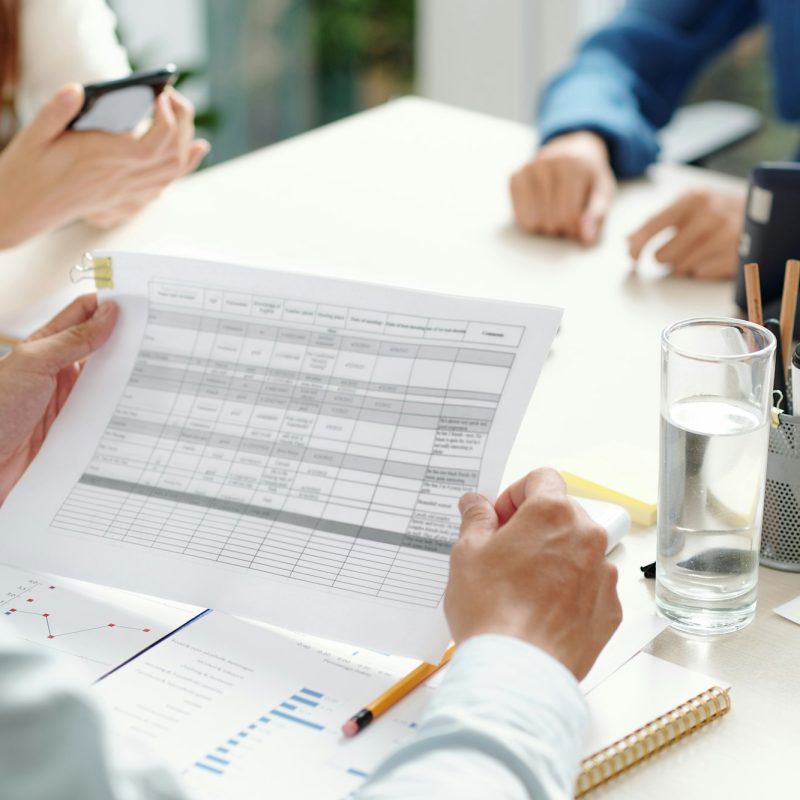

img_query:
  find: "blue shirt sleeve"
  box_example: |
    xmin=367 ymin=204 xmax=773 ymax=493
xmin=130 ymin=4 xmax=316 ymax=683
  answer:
xmin=537 ymin=0 xmax=762 ymax=177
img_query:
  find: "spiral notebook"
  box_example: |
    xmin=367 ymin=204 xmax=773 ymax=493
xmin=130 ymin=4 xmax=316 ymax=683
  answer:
xmin=579 ymin=652 xmax=732 ymax=796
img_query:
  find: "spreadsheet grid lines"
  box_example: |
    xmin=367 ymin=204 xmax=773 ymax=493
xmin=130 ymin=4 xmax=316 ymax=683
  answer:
xmin=51 ymin=280 xmax=521 ymax=609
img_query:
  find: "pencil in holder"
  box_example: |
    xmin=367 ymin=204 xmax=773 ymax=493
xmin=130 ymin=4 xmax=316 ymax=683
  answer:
xmin=761 ymin=412 xmax=800 ymax=571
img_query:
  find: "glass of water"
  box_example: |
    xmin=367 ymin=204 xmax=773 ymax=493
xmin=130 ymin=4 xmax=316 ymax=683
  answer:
xmin=657 ymin=317 xmax=775 ymax=634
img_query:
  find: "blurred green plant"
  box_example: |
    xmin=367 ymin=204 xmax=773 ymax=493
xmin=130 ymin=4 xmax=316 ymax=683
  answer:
xmin=309 ymin=0 xmax=415 ymax=124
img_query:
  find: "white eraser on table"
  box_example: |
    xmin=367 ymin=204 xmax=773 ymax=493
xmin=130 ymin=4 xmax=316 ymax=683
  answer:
xmin=574 ymin=496 xmax=630 ymax=554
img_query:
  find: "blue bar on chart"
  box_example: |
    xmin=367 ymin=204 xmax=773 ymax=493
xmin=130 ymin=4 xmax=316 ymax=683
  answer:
xmin=348 ymin=768 xmax=370 ymax=778
xmin=196 ymin=762 xmax=224 ymax=776
xmin=292 ymin=694 xmax=319 ymax=707
xmin=194 ymin=687 xmax=327 ymax=779
xmin=270 ymin=709 xmax=325 ymax=730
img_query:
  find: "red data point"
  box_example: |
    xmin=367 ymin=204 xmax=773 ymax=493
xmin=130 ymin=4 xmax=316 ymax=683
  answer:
xmin=27 ymin=598 xmax=34 ymax=603
xmin=107 ymin=623 xmax=115 ymax=627
xmin=9 ymin=608 xmax=16 ymax=613
xmin=42 ymin=613 xmax=49 ymax=617
xmin=143 ymin=628 xmax=151 ymax=633
xmin=47 ymin=635 xmax=54 ymax=639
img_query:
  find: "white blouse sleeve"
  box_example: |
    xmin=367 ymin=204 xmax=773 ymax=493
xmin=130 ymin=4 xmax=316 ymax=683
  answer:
xmin=0 ymin=628 xmax=189 ymax=800
xmin=15 ymin=0 xmax=131 ymax=123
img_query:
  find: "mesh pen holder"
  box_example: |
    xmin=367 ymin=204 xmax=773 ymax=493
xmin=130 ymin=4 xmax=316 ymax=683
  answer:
xmin=761 ymin=412 xmax=800 ymax=571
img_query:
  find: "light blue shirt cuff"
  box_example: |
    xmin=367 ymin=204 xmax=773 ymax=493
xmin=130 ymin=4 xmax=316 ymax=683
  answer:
xmin=360 ymin=635 xmax=588 ymax=800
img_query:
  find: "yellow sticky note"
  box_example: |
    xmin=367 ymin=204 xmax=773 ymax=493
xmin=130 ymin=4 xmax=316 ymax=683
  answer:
xmin=558 ymin=446 xmax=658 ymax=527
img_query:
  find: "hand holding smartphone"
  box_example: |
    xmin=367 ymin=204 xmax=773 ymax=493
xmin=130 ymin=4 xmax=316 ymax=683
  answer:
xmin=69 ymin=64 xmax=177 ymax=133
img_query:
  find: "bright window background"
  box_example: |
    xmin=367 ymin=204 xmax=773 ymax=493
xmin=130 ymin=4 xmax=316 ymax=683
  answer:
xmin=108 ymin=1 xmax=793 ymax=177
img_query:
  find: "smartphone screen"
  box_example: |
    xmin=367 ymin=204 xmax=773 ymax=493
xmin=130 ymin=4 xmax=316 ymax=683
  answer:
xmin=69 ymin=65 xmax=177 ymax=134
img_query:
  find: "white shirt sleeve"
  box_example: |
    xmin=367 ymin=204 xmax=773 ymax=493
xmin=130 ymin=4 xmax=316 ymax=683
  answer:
xmin=0 ymin=630 xmax=586 ymax=800
xmin=0 ymin=630 xmax=188 ymax=800
xmin=16 ymin=0 xmax=131 ymax=123
xmin=354 ymin=635 xmax=589 ymax=800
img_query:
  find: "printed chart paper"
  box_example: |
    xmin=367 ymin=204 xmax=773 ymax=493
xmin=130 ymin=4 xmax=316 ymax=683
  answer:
xmin=95 ymin=613 xmax=677 ymax=800
xmin=0 ymin=252 xmax=561 ymax=660
xmin=96 ymin=612 xmax=429 ymax=800
xmin=0 ymin=562 xmax=203 ymax=680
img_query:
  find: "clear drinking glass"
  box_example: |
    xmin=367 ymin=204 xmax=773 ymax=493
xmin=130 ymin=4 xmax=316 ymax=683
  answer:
xmin=657 ymin=318 xmax=775 ymax=634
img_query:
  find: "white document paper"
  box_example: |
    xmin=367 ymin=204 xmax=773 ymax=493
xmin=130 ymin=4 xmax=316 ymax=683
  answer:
xmin=774 ymin=595 xmax=800 ymax=625
xmin=96 ymin=612 xmax=428 ymax=800
xmin=0 ymin=562 xmax=203 ymax=680
xmin=95 ymin=614 xmax=704 ymax=800
xmin=580 ymin=606 xmax=668 ymax=694
xmin=0 ymin=252 xmax=561 ymax=660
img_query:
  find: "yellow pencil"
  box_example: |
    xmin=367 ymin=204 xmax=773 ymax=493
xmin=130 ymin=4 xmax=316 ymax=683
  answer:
xmin=342 ymin=643 xmax=457 ymax=736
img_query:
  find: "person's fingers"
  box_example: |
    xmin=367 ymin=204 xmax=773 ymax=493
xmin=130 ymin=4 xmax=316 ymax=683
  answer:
xmin=21 ymin=83 xmax=84 ymax=146
xmin=494 ymin=474 xmax=533 ymax=524
xmin=520 ymin=467 xmax=568 ymax=506
xmin=54 ymin=363 xmax=82 ymax=412
xmin=16 ymin=300 xmax=118 ymax=373
xmin=184 ymin=139 xmax=211 ymax=174
xmin=146 ymin=137 xmax=209 ymax=178
xmin=535 ymin=167 xmax=556 ymax=235
xmin=627 ymin=195 xmax=695 ymax=260
xmin=653 ymin=214 xmax=715 ymax=267
xmin=458 ymin=492 xmax=499 ymax=542
xmin=495 ymin=467 xmax=571 ymax=525
xmin=573 ymin=564 xmax=621 ymax=680
xmin=551 ymin=162 xmax=584 ymax=238
xmin=510 ymin=168 xmax=542 ymax=233
xmin=691 ymin=252 xmax=738 ymax=280
xmin=672 ymin=229 xmax=732 ymax=276
xmin=166 ymin=88 xmax=195 ymax=164
xmin=596 ymin=562 xmax=622 ymax=635
xmin=28 ymin=295 xmax=99 ymax=341
xmin=139 ymin=92 xmax=177 ymax=160
xmin=580 ymin=174 xmax=614 ymax=245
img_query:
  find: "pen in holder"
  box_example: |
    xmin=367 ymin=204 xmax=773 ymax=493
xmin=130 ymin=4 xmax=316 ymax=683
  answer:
xmin=761 ymin=405 xmax=800 ymax=571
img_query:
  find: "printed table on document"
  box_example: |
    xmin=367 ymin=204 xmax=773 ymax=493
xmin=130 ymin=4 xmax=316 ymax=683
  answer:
xmin=52 ymin=281 xmax=521 ymax=609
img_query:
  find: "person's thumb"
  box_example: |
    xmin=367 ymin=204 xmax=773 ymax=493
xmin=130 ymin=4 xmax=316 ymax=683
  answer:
xmin=19 ymin=83 xmax=84 ymax=147
xmin=19 ymin=300 xmax=117 ymax=374
xmin=458 ymin=492 xmax=499 ymax=541
xmin=579 ymin=177 xmax=614 ymax=245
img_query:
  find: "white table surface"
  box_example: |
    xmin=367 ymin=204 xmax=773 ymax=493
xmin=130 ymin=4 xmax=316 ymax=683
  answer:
xmin=0 ymin=97 xmax=797 ymax=797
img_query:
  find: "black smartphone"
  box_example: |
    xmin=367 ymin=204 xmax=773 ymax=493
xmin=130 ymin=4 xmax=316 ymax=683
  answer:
xmin=68 ymin=64 xmax=178 ymax=133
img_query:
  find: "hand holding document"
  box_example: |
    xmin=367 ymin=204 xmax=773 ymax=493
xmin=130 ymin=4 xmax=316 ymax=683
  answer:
xmin=0 ymin=252 xmax=562 ymax=660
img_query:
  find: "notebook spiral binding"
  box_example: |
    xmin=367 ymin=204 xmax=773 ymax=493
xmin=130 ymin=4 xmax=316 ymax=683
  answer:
xmin=575 ymin=686 xmax=731 ymax=797
xmin=69 ymin=252 xmax=114 ymax=289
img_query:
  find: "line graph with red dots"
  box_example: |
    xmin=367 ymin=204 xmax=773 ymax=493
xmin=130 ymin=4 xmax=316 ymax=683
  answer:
xmin=0 ymin=564 xmax=202 ymax=680
xmin=4 ymin=587 xmax=152 ymax=639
